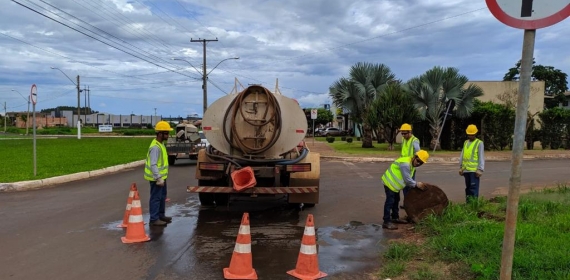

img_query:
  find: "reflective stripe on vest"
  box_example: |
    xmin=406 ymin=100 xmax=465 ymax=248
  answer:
xmin=462 ymin=139 xmax=481 ymax=172
xmin=144 ymin=139 xmax=169 ymax=181
xmin=401 ymin=136 xmax=419 ymax=158
xmin=382 ymin=157 xmax=415 ymax=192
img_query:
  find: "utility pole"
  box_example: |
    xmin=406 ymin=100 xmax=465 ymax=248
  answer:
xmin=191 ymin=38 xmax=218 ymax=115
xmin=3 ymin=102 xmax=6 ymax=133
xmin=154 ymin=107 xmax=157 ymax=123
xmin=84 ymin=85 xmax=87 ymax=126
xmin=87 ymin=86 xmax=90 ymax=116
xmin=76 ymin=75 xmax=81 ymax=127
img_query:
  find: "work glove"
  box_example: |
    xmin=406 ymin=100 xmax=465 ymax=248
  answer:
xmin=416 ymin=182 xmax=426 ymax=191
xmin=475 ymin=170 xmax=483 ymax=178
xmin=156 ymin=177 xmax=165 ymax=187
xmin=459 ymin=169 xmax=464 ymax=176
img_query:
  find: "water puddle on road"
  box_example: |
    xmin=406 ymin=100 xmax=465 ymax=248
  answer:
xmin=101 ymin=197 xmax=401 ymax=279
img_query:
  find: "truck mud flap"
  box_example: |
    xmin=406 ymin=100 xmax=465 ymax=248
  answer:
xmin=187 ymin=186 xmax=318 ymax=194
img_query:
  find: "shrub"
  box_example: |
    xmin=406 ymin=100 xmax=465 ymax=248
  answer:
xmin=346 ymin=137 xmax=353 ymax=143
xmin=341 ymin=136 xmax=346 ymax=141
xmin=326 ymin=136 xmax=335 ymax=143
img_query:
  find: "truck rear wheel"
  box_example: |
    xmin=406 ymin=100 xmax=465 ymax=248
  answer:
xmin=215 ymin=194 xmax=229 ymax=206
xmin=197 ymin=180 xmax=215 ymax=206
xmin=168 ymin=155 xmax=176 ymax=165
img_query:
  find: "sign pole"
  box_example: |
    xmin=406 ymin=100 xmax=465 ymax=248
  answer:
xmin=312 ymin=119 xmax=315 ymax=145
xmin=30 ymin=84 xmax=38 ymax=177
xmin=310 ymin=108 xmax=317 ymax=145
xmin=499 ymin=29 xmax=535 ymax=280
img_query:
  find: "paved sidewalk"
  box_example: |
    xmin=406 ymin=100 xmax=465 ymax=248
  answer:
xmin=304 ymin=138 xmax=570 ymax=162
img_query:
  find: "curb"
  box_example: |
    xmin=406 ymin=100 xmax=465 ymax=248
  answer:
xmin=320 ymin=154 xmax=570 ymax=163
xmin=0 ymin=160 xmax=146 ymax=192
xmin=2 ymin=154 xmax=569 ymax=192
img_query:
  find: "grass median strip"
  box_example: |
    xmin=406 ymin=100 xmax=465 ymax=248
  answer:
xmin=1 ymin=137 xmax=153 ymax=183
xmin=378 ymin=186 xmax=570 ymax=279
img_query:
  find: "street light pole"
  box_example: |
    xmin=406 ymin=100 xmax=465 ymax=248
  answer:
xmin=51 ymin=67 xmax=83 ymax=138
xmin=172 ymin=56 xmax=239 ymax=115
xmin=12 ymin=89 xmax=30 ymax=135
xmin=202 ymin=43 xmax=208 ymax=116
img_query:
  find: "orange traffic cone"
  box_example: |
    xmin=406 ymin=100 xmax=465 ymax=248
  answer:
xmin=231 ymin=167 xmax=256 ymax=191
xmin=223 ymin=213 xmax=257 ymax=279
xmin=287 ymin=214 xmax=327 ymax=280
xmin=117 ymin=183 xmax=138 ymax=228
xmin=121 ymin=192 xmax=150 ymax=244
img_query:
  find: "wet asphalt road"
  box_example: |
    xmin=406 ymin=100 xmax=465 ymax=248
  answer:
xmin=0 ymin=158 xmax=568 ymax=280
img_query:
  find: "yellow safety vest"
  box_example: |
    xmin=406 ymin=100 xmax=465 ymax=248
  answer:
xmin=144 ymin=139 xmax=169 ymax=181
xmin=461 ymin=139 xmax=481 ymax=172
xmin=382 ymin=157 xmax=415 ymax=192
xmin=401 ymin=135 xmax=419 ymax=158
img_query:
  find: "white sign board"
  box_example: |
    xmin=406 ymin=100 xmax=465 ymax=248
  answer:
xmin=30 ymin=84 xmax=37 ymax=105
xmin=310 ymin=109 xmax=318 ymax=120
xmin=486 ymin=0 xmax=570 ymax=29
xmin=98 ymin=125 xmax=113 ymax=132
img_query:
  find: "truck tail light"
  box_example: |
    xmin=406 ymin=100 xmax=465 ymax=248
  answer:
xmin=285 ymin=163 xmax=311 ymax=172
xmin=199 ymin=163 xmax=225 ymax=171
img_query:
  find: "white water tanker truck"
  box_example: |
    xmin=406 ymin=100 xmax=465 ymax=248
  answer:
xmin=187 ymin=84 xmax=320 ymax=207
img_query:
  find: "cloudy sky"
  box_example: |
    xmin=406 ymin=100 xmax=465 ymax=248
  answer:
xmin=1 ymin=0 xmax=569 ymax=118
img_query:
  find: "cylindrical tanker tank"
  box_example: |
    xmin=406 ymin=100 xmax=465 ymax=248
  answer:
xmin=201 ymin=85 xmax=308 ymax=159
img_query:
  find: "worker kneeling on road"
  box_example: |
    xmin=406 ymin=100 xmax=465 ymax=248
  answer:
xmin=144 ymin=121 xmax=174 ymax=227
xmin=381 ymin=150 xmax=429 ymax=230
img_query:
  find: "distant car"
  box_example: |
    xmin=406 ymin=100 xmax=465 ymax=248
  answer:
xmin=199 ymin=131 xmax=209 ymax=146
xmin=319 ymin=127 xmax=345 ymax=137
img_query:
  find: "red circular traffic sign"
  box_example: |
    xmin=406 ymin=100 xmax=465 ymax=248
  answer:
xmin=30 ymin=84 xmax=37 ymax=105
xmin=486 ymin=0 xmax=570 ymax=29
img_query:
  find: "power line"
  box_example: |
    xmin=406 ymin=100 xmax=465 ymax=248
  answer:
xmin=27 ymin=0 xmax=191 ymax=74
xmin=0 ymin=31 xmax=186 ymax=82
xmin=12 ymin=0 xmax=201 ymax=81
xmin=85 ymin=0 xmax=171 ymax=50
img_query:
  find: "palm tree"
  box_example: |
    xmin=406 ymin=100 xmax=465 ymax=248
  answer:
xmin=329 ymin=62 xmax=395 ymax=148
xmin=404 ymin=66 xmax=483 ymax=150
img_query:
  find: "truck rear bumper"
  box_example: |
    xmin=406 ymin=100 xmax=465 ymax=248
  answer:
xmin=187 ymin=186 xmax=318 ymax=194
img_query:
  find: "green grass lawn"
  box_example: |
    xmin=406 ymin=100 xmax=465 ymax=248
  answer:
xmin=313 ymin=136 xmax=457 ymax=156
xmin=378 ymin=186 xmax=570 ymax=279
xmin=0 ymin=137 xmax=153 ymax=183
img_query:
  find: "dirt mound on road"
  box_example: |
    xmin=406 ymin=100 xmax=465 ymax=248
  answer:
xmin=404 ymin=183 xmax=449 ymax=223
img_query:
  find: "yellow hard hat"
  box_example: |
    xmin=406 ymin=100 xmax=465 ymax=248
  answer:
xmin=466 ymin=124 xmax=478 ymax=135
xmin=400 ymin=123 xmax=412 ymax=131
xmin=415 ymin=150 xmax=429 ymax=163
xmin=155 ymin=121 xmax=173 ymax=132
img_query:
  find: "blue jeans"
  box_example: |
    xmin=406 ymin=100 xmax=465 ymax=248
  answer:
xmin=383 ymin=185 xmax=401 ymax=223
xmin=463 ymin=172 xmax=480 ymax=200
xmin=149 ymin=180 xmax=167 ymax=222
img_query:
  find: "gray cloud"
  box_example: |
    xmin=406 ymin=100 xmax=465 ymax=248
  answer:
xmin=1 ymin=0 xmax=569 ymax=117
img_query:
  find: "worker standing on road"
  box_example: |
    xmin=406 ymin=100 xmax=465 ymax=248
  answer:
xmin=399 ymin=123 xmax=420 ymax=194
xmin=381 ymin=150 xmax=429 ymax=230
xmin=459 ymin=124 xmax=485 ymax=201
xmin=144 ymin=121 xmax=173 ymax=227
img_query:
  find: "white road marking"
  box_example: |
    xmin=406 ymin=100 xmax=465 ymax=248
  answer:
xmin=343 ymin=161 xmax=373 ymax=179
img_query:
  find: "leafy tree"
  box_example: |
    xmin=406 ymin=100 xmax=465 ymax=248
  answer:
xmin=538 ymin=107 xmax=570 ymax=149
xmin=41 ymin=106 xmax=99 ymax=115
xmin=329 ymin=62 xmax=396 ymax=148
xmin=503 ymin=60 xmax=569 ymax=108
xmin=471 ymin=101 xmax=515 ymax=150
xmin=367 ymin=82 xmax=419 ymax=150
xmin=404 ymin=66 xmax=484 ymax=150
xmin=316 ymin=108 xmax=333 ymax=126
xmin=302 ymin=108 xmax=333 ymax=128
